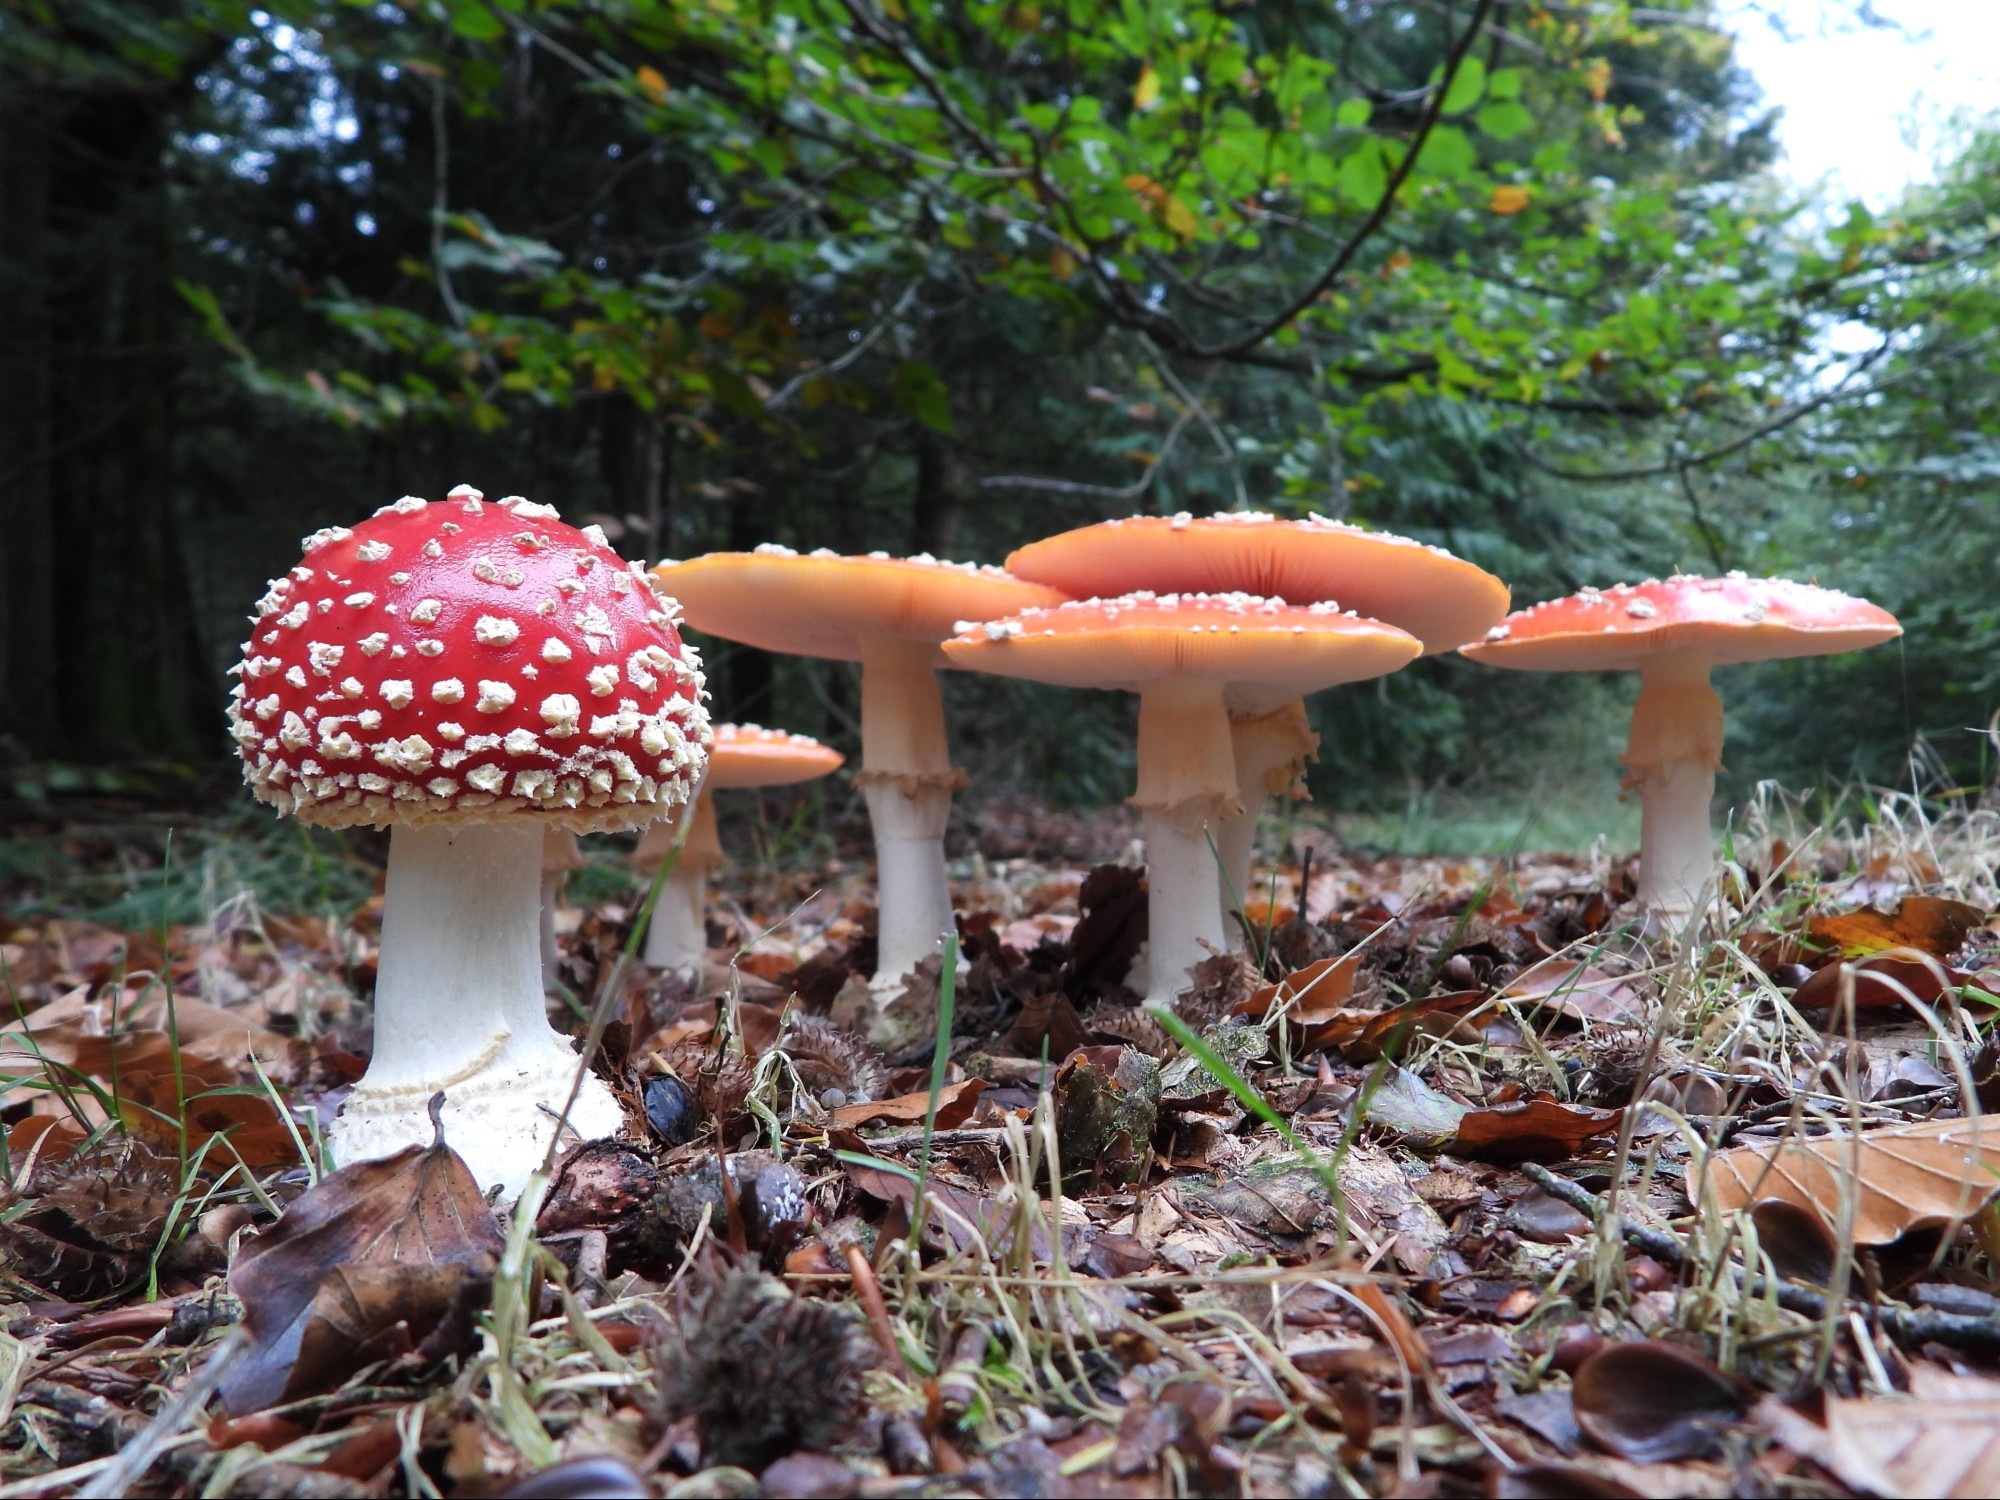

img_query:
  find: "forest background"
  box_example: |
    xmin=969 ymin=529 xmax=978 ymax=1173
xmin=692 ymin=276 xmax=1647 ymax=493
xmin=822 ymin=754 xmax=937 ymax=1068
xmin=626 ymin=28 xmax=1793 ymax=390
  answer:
xmin=4 ymin=0 xmax=1997 ymax=865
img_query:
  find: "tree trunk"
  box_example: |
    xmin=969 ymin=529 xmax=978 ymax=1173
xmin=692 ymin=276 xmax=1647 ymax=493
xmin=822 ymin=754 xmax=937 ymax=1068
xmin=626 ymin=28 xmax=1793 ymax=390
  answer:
xmin=909 ymin=426 xmax=965 ymax=557
xmin=1 ymin=79 xmax=209 ymax=763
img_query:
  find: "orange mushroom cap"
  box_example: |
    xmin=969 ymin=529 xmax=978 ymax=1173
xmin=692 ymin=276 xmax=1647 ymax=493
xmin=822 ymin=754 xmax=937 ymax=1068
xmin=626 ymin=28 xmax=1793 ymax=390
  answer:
xmin=1005 ymin=511 xmax=1508 ymax=654
xmin=1461 ymin=575 xmax=1902 ymax=673
xmin=942 ymin=592 xmax=1420 ymax=708
xmin=706 ymin=723 xmax=844 ymax=789
xmin=651 ymin=547 xmax=1067 ymax=666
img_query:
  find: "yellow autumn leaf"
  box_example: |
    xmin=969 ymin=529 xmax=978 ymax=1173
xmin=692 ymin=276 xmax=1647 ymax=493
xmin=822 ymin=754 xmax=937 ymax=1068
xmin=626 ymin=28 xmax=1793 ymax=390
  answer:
xmin=1049 ymin=245 xmax=1078 ymax=279
xmin=1133 ymin=64 xmax=1160 ymax=110
xmin=635 ymin=66 xmax=668 ymax=104
xmin=1489 ymin=184 xmax=1531 ymax=215
xmin=1159 ymin=194 xmax=1199 ymax=240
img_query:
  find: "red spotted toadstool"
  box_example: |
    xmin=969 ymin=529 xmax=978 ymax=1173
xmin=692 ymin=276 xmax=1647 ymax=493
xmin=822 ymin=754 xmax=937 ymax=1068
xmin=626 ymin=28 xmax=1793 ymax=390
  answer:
xmin=1460 ymin=575 xmax=1901 ymax=921
xmin=228 ymin=486 xmax=711 ymax=1194
xmin=1007 ymin=511 xmax=1508 ymax=932
xmin=652 ymin=548 xmax=1064 ymax=993
xmin=943 ymin=593 xmax=1419 ymax=1004
xmin=633 ymin=723 xmax=844 ymax=974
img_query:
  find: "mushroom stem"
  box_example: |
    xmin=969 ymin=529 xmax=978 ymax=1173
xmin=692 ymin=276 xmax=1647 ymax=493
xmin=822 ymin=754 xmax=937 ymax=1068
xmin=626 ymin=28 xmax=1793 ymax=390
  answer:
xmin=1623 ymin=651 xmax=1724 ymax=920
xmin=539 ymin=873 xmax=563 ymax=991
xmin=330 ymin=822 xmax=622 ymax=1196
xmin=642 ymin=791 xmax=723 ymax=974
xmin=1133 ymin=679 xmax=1239 ymax=1005
xmin=857 ymin=637 xmax=963 ymax=991
xmin=1215 ymin=699 xmax=1319 ymax=940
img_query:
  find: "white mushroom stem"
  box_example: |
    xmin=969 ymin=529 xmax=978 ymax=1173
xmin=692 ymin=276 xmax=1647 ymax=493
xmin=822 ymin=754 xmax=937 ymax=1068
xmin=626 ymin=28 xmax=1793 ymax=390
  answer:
xmin=856 ymin=636 xmax=964 ymax=993
xmin=540 ymin=830 xmax=582 ymax=993
xmin=1214 ymin=699 xmax=1319 ymax=940
xmin=329 ymin=822 xmax=622 ymax=1197
xmin=1132 ymin=678 xmax=1241 ymax=1007
xmin=638 ymin=792 xmax=723 ymax=974
xmin=1621 ymin=650 xmax=1725 ymax=921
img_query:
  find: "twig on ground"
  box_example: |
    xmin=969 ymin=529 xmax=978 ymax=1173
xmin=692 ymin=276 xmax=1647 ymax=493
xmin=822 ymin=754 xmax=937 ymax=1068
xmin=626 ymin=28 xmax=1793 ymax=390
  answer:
xmin=1524 ymin=1163 xmax=2000 ymax=1351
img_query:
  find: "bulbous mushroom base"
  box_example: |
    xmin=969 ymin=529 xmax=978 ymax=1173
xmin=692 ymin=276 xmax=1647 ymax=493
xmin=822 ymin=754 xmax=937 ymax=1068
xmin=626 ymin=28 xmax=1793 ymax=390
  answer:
xmin=329 ymin=1050 xmax=622 ymax=1198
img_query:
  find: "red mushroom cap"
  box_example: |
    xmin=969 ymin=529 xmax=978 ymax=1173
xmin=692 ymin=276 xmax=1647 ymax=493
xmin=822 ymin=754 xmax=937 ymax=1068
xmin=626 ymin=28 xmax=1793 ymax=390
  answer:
xmin=1461 ymin=575 xmax=1903 ymax=673
xmin=227 ymin=487 xmax=711 ymax=832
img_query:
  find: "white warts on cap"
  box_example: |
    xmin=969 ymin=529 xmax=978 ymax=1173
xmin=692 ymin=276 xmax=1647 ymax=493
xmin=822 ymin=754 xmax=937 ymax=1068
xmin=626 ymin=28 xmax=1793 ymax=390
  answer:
xmin=474 ymin=614 xmax=521 ymax=646
xmin=476 ymin=680 xmax=516 ymax=713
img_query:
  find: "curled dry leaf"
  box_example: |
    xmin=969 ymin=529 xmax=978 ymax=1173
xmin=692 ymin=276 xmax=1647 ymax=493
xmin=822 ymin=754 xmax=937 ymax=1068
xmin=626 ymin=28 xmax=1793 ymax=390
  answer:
xmin=1503 ymin=959 xmax=1646 ymax=1025
xmin=1453 ymin=1099 xmax=1622 ymax=1164
xmin=1705 ymin=1116 xmax=2000 ymax=1245
xmin=1570 ymin=1341 xmax=1748 ymax=1462
xmin=826 ymin=1077 xmax=985 ymax=1131
xmin=1808 ymin=895 xmax=1986 ymax=959
xmin=1237 ymin=954 xmax=1361 ymax=1024
xmin=1789 ymin=946 xmax=2000 ymax=1015
xmin=219 ymin=1096 xmax=505 ymax=1414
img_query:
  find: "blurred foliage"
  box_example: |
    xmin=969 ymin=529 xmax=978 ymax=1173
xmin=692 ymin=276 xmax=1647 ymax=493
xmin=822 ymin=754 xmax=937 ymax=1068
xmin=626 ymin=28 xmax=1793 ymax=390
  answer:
xmin=3 ymin=0 xmax=1997 ymax=826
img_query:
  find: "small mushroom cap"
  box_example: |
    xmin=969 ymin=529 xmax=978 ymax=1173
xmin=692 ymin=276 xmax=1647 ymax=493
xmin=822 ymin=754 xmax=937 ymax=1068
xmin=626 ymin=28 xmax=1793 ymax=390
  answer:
xmin=1005 ymin=511 xmax=1508 ymax=654
xmin=1461 ymin=575 xmax=1903 ymax=673
xmin=707 ymin=723 xmax=844 ymax=789
xmin=651 ymin=547 xmax=1067 ymax=666
xmin=227 ymin=488 xmax=711 ymax=833
xmin=941 ymin=592 xmax=1421 ymax=711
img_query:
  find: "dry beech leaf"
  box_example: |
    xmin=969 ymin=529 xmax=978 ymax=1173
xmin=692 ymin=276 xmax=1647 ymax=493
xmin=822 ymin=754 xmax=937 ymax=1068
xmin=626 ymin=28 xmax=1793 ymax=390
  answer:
xmin=1570 ymin=1341 xmax=1748 ymax=1462
xmin=1820 ymin=1367 xmax=2000 ymax=1496
xmin=219 ymin=1098 xmax=505 ymax=1414
xmin=1237 ymin=954 xmax=1361 ymax=1023
xmin=1503 ymin=960 xmax=1645 ymax=1025
xmin=1790 ymin=947 xmax=2000 ymax=1015
xmin=827 ymin=1077 xmax=985 ymax=1131
xmin=1706 ymin=1116 xmax=2000 ymax=1244
xmin=1808 ymin=895 xmax=1986 ymax=959
xmin=1452 ymin=1099 xmax=1622 ymax=1164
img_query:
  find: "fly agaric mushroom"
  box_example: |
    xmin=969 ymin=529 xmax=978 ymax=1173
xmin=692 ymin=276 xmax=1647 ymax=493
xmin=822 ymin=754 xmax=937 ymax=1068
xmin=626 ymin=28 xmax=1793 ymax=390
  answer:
xmin=632 ymin=724 xmax=844 ymax=975
xmin=227 ymin=487 xmax=711 ymax=1194
xmin=943 ymin=594 xmax=1419 ymax=1004
xmin=541 ymin=830 xmax=585 ymax=993
xmin=1460 ymin=575 xmax=1901 ymax=920
xmin=1007 ymin=512 xmax=1507 ymax=932
xmin=652 ymin=548 xmax=1065 ymax=993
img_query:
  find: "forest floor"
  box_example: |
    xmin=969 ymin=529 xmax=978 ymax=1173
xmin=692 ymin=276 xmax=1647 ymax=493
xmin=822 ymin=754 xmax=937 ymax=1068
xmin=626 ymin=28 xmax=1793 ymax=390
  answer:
xmin=4 ymin=786 xmax=2000 ymax=1499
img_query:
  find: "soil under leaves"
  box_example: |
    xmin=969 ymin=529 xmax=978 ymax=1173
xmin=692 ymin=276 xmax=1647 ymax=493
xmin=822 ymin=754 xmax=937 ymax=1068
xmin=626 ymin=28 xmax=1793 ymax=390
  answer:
xmin=6 ymin=795 xmax=2000 ymax=1499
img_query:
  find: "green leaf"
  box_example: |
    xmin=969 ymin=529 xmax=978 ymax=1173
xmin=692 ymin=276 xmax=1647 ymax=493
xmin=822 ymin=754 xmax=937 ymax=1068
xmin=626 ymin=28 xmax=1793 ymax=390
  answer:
xmin=892 ymin=359 xmax=954 ymax=433
xmin=1414 ymin=124 xmax=1476 ymax=179
xmin=1487 ymin=66 xmax=1524 ymax=101
xmin=1475 ymin=100 xmax=1532 ymax=141
xmin=1335 ymin=96 xmax=1371 ymax=129
xmin=1440 ymin=56 xmax=1486 ymax=115
xmin=445 ymin=0 xmax=504 ymax=41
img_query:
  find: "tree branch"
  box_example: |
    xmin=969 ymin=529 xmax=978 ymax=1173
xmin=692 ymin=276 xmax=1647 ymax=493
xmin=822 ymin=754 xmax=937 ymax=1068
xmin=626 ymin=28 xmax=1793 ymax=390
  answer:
xmin=1158 ymin=0 xmax=1500 ymax=361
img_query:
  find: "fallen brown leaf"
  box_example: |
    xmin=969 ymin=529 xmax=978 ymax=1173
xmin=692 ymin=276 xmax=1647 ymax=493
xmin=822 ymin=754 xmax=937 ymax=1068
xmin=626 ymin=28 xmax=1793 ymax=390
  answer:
xmin=1705 ymin=1116 xmax=2000 ymax=1244
xmin=219 ymin=1096 xmax=505 ymax=1413
xmin=827 ymin=1077 xmax=985 ymax=1131
xmin=1503 ymin=960 xmax=1646 ymax=1025
xmin=1809 ymin=895 xmax=1986 ymax=959
xmin=1790 ymin=947 xmax=2000 ymax=1015
xmin=1571 ymin=1341 xmax=1747 ymax=1462
xmin=1452 ymin=1099 xmax=1622 ymax=1164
